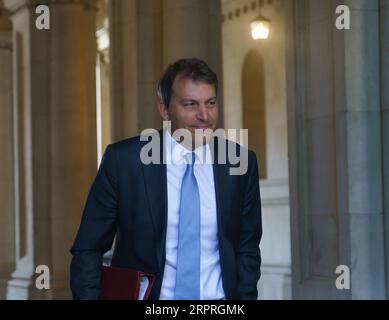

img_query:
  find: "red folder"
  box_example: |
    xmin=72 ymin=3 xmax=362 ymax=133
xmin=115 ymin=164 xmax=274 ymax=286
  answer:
xmin=100 ymin=265 xmax=155 ymax=300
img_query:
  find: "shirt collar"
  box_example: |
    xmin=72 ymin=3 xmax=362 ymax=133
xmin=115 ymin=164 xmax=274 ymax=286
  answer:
xmin=164 ymin=129 xmax=213 ymax=165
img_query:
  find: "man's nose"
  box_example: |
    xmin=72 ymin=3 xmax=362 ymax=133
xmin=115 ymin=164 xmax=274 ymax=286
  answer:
xmin=196 ymin=104 xmax=209 ymax=122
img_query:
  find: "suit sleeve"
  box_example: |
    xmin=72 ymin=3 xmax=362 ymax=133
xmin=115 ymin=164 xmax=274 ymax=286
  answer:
xmin=70 ymin=144 xmax=118 ymax=300
xmin=236 ymin=150 xmax=262 ymax=299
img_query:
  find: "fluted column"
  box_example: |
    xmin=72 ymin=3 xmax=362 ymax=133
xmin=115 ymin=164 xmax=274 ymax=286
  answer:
xmin=109 ymin=0 xmax=163 ymax=140
xmin=4 ymin=0 xmax=98 ymax=299
xmin=109 ymin=0 xmax=139 ymax=140
xmin=49 ymin=0 xmax=98 ymax=299
xmin=0 ymin=6 xmax=14 ymax=300
xmin=136 ymin=0 xmax=164 ymax=131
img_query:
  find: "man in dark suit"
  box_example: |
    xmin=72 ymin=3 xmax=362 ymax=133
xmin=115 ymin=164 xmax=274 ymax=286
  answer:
xmin=70 ymin=58 xmax=262 ymax=300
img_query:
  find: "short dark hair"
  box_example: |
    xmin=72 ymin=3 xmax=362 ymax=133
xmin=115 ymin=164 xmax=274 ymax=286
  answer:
xmin=157 ymin=58 xmax=218 ymax=107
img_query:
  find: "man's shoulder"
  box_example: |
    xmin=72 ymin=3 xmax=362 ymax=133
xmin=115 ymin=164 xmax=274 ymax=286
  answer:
xmin=109 ymin=135 xmax=142 ymax=151
xmin=109 ymin=130 xmax=161 ymax=153
xmin=104 ymin=136 xmax=143 ymax=165
xmin=105 ymin=130 xmax=162 ymax=166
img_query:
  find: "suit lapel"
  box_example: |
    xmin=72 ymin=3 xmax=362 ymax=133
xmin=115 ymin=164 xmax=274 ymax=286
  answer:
xmin=141 ymin=129 xmax=167 ymax=270
xmin=210 ymin=137 xmax=229 ymax=239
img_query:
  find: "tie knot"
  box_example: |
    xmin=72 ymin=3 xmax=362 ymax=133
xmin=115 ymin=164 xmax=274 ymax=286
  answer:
xmin=184 ymin=152 xmax=196 ymax=165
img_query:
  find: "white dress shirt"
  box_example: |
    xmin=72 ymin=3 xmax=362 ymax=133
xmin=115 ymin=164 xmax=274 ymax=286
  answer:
xmin=159 ymin=130 xmax=225 ymax=300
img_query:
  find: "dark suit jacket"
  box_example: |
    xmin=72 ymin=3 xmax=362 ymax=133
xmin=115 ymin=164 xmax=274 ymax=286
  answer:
xmin=70 ymin=129 xmax=262 ymax=300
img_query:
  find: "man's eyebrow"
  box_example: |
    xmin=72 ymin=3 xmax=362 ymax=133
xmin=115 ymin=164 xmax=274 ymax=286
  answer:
xmin=180 ymin=98 xmax=197 ymax=101
xmin=179 ymin=96 xmax=217 ymax=102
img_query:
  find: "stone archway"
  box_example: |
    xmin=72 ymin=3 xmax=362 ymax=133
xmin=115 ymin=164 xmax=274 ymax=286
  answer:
xmin=242 ymin=49 xmax=267 ymax=179
xmin=222 ymin=0 xmax=292 ymax=299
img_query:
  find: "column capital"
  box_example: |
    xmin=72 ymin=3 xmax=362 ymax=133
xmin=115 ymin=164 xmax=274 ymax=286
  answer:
xmin=0 ymin=31 xmax=12 ymax=50
xmin=0 ymin=4 xmax=12 ymax=30
xmin=3 ymin=0 xmax=28 ymax=13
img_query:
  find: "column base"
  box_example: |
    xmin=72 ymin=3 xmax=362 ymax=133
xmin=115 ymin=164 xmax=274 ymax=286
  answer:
xmin=6 ymin=257 xmax=71 ymax=300
xmin=7 ymin=275 xmax=72 ymax=300
xmin=0 ymin=272 xmax=13 ymax=300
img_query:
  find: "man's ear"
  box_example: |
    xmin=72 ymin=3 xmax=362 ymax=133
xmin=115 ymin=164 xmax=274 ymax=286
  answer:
xmin=158 ymin=102 xmax=170 ymax=121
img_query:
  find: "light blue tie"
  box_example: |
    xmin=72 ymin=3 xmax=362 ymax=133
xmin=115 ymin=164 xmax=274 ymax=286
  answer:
xmin=174 ymin=152 xmax=201 ymax=299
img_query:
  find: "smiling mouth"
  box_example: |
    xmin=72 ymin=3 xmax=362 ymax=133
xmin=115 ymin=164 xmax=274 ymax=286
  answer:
xmin=191 ymin=126 xmax=212 ymax=130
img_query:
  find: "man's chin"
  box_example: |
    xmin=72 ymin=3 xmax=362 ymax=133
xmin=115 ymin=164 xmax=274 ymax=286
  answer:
xmin=171 ymin=127 xmax=215 ymax=149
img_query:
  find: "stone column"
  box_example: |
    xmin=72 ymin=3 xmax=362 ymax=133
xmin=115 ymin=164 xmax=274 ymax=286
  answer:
xmin=0 ymin=6 xmax=14 ymax=300
xmin=161 ymin=0 xmax=223 ymax=73
xmin=48 ymin=0 xmax=98 ymax=299
xmin=109 ymin=0 xmax=139 ymax=140
xmin=162 ymin=0 xmax=223 ymax=126
xmin=286 ymin=0 xmax=350 ymax=299
xmin=4 ymin=0 xmax=98 ymax=299
xmin=380 ymin=0 xmax=389 ymax=297
xmin=287 ymin=0 xmax=385 ymax=299
xmin=162 ymin=0 xmax=209 ymax=64
xmin=207 ymin=0 xmax=224 ymax=128
xmin=109 ymin=0 xmax=163 ymax=140
xmin=344 ymin=0 xmax=385 ymax=299
xmin=136 ymin=0 xmax=163 ymax=131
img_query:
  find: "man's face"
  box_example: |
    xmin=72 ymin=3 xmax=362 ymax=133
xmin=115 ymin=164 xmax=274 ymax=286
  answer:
xmin=159 ymin=75 xmax=219 ymax=149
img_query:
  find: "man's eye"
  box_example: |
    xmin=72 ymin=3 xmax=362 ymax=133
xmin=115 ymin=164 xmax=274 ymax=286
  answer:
xmin=183 ymin=102 xmax=195 ymax=107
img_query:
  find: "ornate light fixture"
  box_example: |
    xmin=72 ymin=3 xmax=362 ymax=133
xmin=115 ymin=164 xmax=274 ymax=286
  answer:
xmin=250 ymin=14 xmax=271 ymax=40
